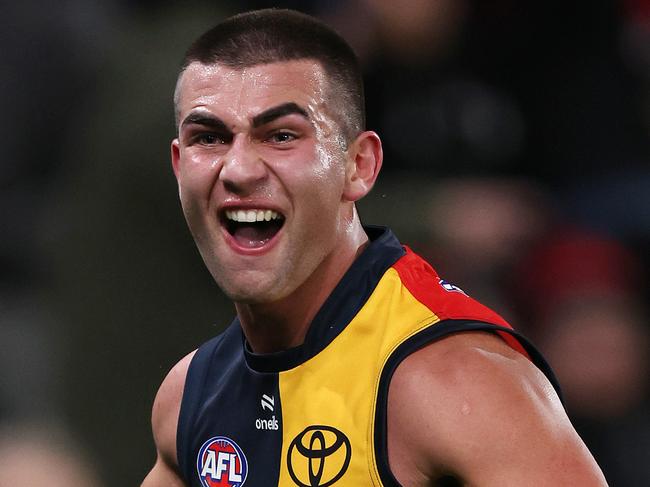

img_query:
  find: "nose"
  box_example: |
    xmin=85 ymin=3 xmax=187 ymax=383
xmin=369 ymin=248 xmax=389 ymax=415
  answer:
xmin=219 ymin=136 xmax=267 ymax=195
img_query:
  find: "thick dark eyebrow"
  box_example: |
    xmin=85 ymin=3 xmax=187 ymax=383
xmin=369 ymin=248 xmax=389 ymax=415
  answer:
xmin=180 ymin=113 xmax=230 ymax=134
xmin=251 ymin=102 xmax=309 ymax=128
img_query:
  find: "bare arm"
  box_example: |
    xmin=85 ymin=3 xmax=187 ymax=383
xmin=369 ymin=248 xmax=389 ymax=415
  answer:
xmin=387 ymin=332 xmax=608 ymax=487
xmin=142 ymin=350 xmax=196 ymax=487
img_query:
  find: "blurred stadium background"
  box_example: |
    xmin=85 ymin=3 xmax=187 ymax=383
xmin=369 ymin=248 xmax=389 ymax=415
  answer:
xmin=1 ymin=0 xmax=648 ymax=485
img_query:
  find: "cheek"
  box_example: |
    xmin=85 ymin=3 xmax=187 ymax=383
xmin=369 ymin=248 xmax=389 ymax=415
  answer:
xmin=180 ymin=152 xmax=221 ymax=197
xmin=293 ymin=163 xmax=344 ymax=208
xmin=313 ymin=144 xmax=336 ymax=178
xmin=311 ymin=144 xmax=346 ymax=200
xmin=178 ymin=152 xmax=222 ymax=218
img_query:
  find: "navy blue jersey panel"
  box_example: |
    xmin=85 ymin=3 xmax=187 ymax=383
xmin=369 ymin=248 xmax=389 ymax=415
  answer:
xmin=177 ymin=332 xmax=228 ymax=482
xmin=178 ymin=322 xmax=283 ymax=486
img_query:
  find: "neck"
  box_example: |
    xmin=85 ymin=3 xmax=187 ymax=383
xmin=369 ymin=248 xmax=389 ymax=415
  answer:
xmin=236 ymin=216 xmax=369 ymax=354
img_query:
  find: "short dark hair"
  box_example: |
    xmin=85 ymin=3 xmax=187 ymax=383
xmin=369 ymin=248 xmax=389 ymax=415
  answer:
xmin=176 ymin=8 xmax=365 ymax=143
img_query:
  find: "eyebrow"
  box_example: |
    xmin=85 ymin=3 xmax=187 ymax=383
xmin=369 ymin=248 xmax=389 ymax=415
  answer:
xmin=179 ymin=102 xmax=309 ymax=134
xmin=251 ymin=102 xmax=309 ymax=128
xmin=180 ymin=113 xmax=230 ymax=133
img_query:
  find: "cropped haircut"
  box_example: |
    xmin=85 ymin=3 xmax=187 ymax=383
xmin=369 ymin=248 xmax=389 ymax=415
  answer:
xmin=175 ymin=9 xmax=365 ymax=144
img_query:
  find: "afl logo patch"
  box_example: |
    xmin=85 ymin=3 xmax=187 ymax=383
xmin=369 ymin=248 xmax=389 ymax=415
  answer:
xmin=287 ymin=425 xmax=351 ymax=487
xmin=197 ymin=436 xmax=248 ymax=487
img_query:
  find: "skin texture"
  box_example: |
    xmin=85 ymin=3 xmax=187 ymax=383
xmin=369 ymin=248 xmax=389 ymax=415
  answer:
xmin=170 ymin=60 xmax=381 ymax=352
xmin=143 ymin=59 xmax=607 ymax=486
xmin=387 ymin=332 xmax=608 ymax=486
xmin=142 ymin=351 xmax=193 ymax=486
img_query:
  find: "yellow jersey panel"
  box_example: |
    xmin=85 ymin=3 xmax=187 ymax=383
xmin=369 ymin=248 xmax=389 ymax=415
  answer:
xmin=277 ymin=268 xmax=439 ymax=486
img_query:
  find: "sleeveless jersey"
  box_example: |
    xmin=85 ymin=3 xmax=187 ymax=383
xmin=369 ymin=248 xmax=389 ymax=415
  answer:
xmin=177 ymin=226 xmax=559 ymax=487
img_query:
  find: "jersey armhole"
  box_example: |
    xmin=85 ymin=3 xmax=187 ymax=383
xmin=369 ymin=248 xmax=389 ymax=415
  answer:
xmin=373 ymin=319 xmax=561 ymax=487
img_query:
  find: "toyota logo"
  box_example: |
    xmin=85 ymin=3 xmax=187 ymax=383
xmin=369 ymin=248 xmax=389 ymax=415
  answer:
xmin=287 ymin=425 xmax=351 ymax=487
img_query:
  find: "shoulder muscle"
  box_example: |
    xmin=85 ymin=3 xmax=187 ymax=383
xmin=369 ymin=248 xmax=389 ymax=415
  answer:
xmin=387 ymin=331 xmax=607 ymax=486
xmin=151 ymin=350 xmax=196 ymax=470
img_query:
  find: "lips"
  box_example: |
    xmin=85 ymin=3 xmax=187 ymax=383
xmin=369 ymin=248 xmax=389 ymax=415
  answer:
xmin=222 ymin=208 xmax=285 ymax=249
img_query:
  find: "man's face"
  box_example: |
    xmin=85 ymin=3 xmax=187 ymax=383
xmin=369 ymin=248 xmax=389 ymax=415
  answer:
xmin=172 ymin=60 xmax=354 ymax=303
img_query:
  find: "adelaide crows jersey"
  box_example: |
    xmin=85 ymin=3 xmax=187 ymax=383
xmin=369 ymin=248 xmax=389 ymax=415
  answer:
xmin=176 ymin=226 xmax=559 ymax=487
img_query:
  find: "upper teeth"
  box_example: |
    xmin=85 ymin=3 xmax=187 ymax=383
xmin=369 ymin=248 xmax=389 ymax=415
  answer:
xmin=225 ymin=209 xmax=283 ymax=223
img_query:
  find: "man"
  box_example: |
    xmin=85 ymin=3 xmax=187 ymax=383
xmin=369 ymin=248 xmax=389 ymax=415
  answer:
xmin=143 ymin=9 xmax=607 ymax=487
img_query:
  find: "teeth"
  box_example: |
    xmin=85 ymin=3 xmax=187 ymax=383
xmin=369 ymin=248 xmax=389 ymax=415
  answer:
xmin=226 ymin=209 xmax=283 ymax=222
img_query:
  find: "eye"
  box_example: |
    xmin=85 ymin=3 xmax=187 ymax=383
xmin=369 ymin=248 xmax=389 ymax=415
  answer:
xmin=189 ymin=130 xmax=233 ymax=146
xmin=267 ymin=131 xmax=297 ymax=144
xmin=197 ymin=133 xmax=225 ymax=145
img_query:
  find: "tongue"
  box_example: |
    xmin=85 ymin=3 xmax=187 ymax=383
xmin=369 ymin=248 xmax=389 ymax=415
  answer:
xmin=232 ymin=223 xmax=279 ymax=248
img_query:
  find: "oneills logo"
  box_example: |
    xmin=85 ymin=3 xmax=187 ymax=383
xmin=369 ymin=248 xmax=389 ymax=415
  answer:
xmin=287 ymin=425 xmax=351 ymax=487
xmin=261 ymin=394 xmax=275 ymax=412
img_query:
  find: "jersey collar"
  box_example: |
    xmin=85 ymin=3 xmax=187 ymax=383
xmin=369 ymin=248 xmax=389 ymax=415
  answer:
xmin=242 ymin=225 xmax=405 ymax=373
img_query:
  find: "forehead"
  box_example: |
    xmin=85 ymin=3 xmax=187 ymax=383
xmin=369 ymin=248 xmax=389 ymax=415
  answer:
xmin=176 ymin=59 xmax=331 ymax=121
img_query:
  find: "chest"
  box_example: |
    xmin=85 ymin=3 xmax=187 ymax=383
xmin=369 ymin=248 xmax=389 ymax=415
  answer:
xmin=190 ymin=325 xmax=405 ymax=486
xmin=182 ymin=271 xmax=440 ymax=486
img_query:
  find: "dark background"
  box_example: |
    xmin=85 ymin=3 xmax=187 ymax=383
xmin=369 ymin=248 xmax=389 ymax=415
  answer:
xmin=1 ymin=1 xmax=648 ymax=485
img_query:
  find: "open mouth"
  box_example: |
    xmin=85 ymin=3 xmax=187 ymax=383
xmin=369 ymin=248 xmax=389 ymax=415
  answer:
xmin=223 ymin=209 xmax=285 ymax=249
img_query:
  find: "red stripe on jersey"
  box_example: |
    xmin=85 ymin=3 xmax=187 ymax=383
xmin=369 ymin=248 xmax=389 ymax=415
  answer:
xmin=392 ymin=247 xmax=531 ymax=359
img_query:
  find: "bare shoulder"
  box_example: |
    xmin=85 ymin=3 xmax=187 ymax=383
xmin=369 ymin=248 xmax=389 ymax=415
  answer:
xmin=151 ymin=350 xmax=197 ymax=468
xmin=390 ymin=331 xmax=561 ymax=420
xmin=387 ymin=331 xmax=607 ymax=486
xmin=142 ymin=350 xmax=196 ymax=486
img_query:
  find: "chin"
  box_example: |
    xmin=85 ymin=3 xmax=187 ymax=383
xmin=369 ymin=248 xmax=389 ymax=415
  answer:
xmin=219 ymin=278 xmax=287 ymax=305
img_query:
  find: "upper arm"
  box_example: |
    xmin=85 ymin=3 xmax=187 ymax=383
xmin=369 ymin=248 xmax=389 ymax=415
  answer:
xmin=142 ymin=350 xmax=196 ymax=487
xmin=387 ymin=332 xmax=608 ymax=486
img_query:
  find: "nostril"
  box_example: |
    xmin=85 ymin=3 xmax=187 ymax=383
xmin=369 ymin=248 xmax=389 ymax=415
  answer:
xmin=223 ymin=179 xmax=242 ymax=194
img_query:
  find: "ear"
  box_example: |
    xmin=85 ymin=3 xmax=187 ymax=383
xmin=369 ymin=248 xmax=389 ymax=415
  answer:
xmin=343 ymin=131 xmax=383 ymax=202
xmin=171 ymin=138 xmax=181 ymax=181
